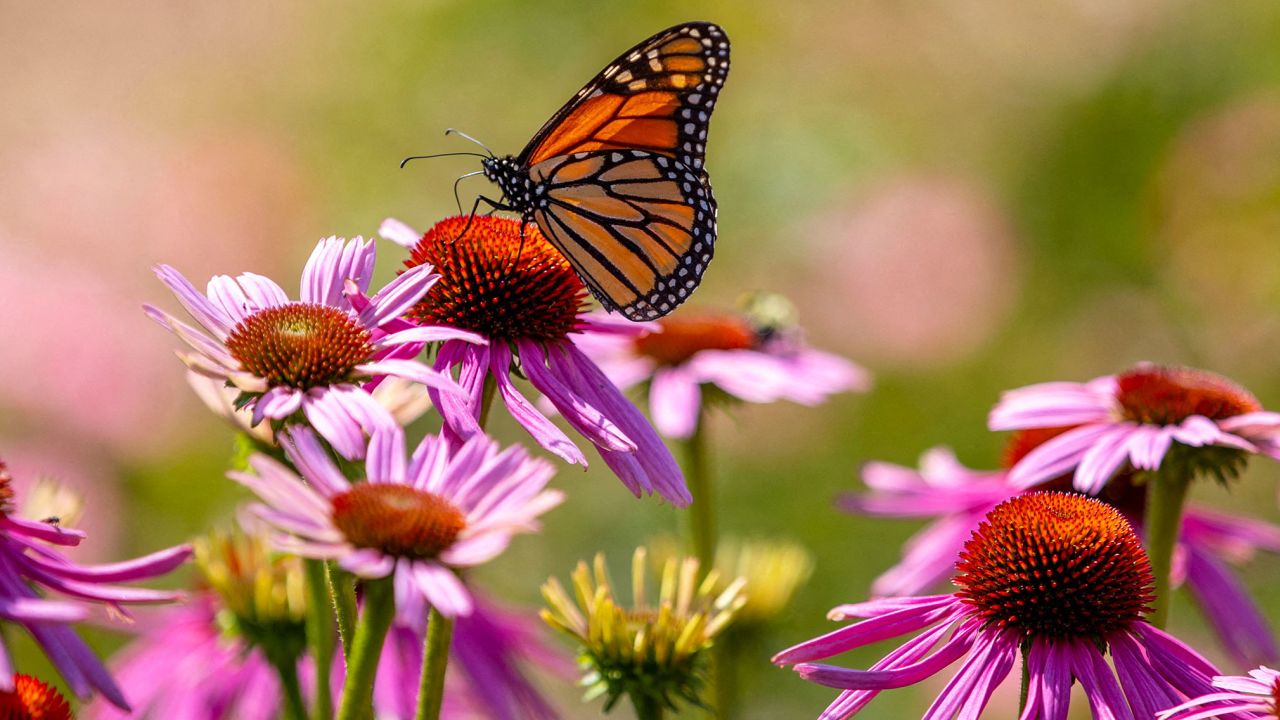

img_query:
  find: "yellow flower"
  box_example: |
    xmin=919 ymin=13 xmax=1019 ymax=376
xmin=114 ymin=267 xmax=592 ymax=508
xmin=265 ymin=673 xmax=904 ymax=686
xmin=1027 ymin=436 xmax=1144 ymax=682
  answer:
xmin=541 ymin=547 xmax=745 ymax=716
xmin=193 ymin=523 xmax=307 ymax=661
xmin=717 ymin=537 xmax=813 ymax=627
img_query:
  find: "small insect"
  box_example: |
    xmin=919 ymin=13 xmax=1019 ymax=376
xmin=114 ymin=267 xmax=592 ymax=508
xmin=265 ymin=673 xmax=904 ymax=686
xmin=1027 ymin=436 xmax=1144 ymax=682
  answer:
xmin=432 ymin=22 xmax=731 ymax=321
xmin=41 ymin=516 xmax=61 ymax=527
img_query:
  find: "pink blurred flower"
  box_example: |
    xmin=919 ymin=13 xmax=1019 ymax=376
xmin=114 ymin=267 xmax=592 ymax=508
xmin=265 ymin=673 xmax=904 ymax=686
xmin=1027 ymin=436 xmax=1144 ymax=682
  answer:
xmin=380 ymin=216 xmax=689 ymax=505
xmin=800 ymin=178 xmax=1020 ymax=367
xmin=396 ymin=588 xmax=571 ymax=720
xmin=235 ymin=426 xmax=561 ymax=617
xmin=841 ymin=439 xmax=1280 ymax=667
xmin=84 ymin=594 xmax=480 ymax=720
xmin=146 ymin=236 xmax=478 ymax=459
xmin=84 ymin=596 xmax=286 ymax=720
xmin=990 ymin=364 xmax=1280 ymax=493
xmin=0 ymin=460 xmax=190 ymax=709
xmin=1159 ymin=666 xmax=1280 ymax=720
xmin=776 ymin=493 xmax=1223 ymax=720
xmin=574 ymin=306 xmax=869 ymax=439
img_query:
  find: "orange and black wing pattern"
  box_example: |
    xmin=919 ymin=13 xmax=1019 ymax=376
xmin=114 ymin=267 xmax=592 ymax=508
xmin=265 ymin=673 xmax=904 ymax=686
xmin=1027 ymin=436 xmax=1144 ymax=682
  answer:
xmin=517 ymin=22 xmax=729 ymax=175
xmin=510 ymin=22 xmax=729 ymax=320
xmin=530 ymin=149 xmax=715 ymax=320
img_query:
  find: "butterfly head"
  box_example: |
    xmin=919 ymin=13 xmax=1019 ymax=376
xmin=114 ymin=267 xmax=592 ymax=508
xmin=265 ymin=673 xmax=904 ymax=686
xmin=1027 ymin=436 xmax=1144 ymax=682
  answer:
xmin=481 ymin=155 xmax=537 ymax=211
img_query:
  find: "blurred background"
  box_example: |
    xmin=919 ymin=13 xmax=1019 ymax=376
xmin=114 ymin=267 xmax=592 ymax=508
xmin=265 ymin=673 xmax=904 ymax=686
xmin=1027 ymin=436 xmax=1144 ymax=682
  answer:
xmin=3 ymin=0 xmax=1280 ymax=716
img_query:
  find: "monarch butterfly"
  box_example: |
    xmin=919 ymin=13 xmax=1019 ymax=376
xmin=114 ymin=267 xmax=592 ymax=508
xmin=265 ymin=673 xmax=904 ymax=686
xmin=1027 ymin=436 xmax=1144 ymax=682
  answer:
xmin=477 ymin=21 xmax=730 ymax=321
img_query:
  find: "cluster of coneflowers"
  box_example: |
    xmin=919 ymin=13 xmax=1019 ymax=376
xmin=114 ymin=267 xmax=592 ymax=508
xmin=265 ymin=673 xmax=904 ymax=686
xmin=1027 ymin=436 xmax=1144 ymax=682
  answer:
xmin=4 ymin=209 xmax=1280 ymax=720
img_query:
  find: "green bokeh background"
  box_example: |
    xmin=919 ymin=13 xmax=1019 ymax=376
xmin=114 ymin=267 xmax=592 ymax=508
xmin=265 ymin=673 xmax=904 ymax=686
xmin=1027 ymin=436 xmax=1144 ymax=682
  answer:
xmin=5 ymin=1 xmax=1280 ymax=717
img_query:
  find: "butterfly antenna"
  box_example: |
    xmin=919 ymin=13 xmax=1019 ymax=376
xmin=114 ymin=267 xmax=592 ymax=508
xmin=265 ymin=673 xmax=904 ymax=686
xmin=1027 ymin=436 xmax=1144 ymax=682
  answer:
xmin=444 ymin=128 xmax=497 ymax=158
xmin=452 ymin=171 xmax=484 ymax=216
xmin=400 ymin=152 xmax=489 ymax=168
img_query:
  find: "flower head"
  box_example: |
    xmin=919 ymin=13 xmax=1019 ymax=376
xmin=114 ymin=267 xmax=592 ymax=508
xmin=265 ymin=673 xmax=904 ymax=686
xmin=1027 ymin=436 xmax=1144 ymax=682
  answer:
xmin=717 ymin=538 xmax=814 ymax=628
xmin=574 ymin=293 xmax=870 ymax=439
xmin=1159 ymin=666 xmax=1280 ymax=719
xmin=990 ymin=364 xmax=1280 ymax=492
xmin=147 ymin=236 xmax=479 ymax=459
xmin=776 ymin=493 xmax=1225 ymax=720
xmin=381 ymin=216 xmax=689 ymax=505
xmin=0 ymin=674 xmax=72 ymax=720
xmin=842 ymin=433 xmax=1280 ymax=666
xmin=540 ymin=547 xmax=745 ymax=715
xmin=0 ymin=460 xmax=191 ymax=709
xmin=235 ymin=425 xmax=561 ymax=617
xmin=193 ymin=524 xmax=308 ymax=667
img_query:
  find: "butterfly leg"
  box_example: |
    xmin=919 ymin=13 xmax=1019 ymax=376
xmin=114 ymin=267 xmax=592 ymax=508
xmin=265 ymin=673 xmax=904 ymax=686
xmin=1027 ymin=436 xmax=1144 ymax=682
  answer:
xmin=502 ymin=212 xmax=536 ymax=272
xmin=452 ymin=195 xmax=515 ymax=244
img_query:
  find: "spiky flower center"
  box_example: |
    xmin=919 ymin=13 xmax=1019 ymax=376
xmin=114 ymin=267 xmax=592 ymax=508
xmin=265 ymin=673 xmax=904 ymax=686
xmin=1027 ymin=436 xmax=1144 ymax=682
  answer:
xmin=331 ymin=484 xmax=465 ymax=560
xmin=1116 ymin=366 xmax=1260 ymax=425
xmin=634 ymin=313 xmax=758 ymax=366
xmin=954 ymin=492 xmax=1154 ymax=639
xmin=226 ymin=304 xmax=373 ymax=390
xmin=0 ymin=461 xmax=13 ymax=516
xmin=0 ymin=674 xmax=72 ymax=720
xmin=1271 ymin=676 xmax=1280 ymax=713
xmin=405 ymin=216 xmax=587 ymax=342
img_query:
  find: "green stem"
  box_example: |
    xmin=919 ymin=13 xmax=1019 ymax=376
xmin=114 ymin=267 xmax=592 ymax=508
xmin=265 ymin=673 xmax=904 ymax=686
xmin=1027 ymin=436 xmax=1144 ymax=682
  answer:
xmin=335 ymin=577 xmax=395 ymax=720
xmin=328 ymin=561 xmax=358 ymax=659
xmin=409 ymin=375 xmax=493 ymax=718
xmin=1146 ymin=467 xmax=1192 ymax=629
xmin=630 ymin=694 xmax=666 ymax=720
xmin=685 ymin=413 xmax=715 ymax=574
xmin=305 ymin=560 xmax=335 ymax=720
xmin=682 ymin=411 xmax=731 ymax=717
xmin=1018 ymin=644 xmax=1030 ymax=713
xmin=715 ymin=630 xmax=740 ymax=720
xmin=414 ymin=606 xmax=456 ymax=720
xmin=270 ymin=655 xmax=308 ymax=720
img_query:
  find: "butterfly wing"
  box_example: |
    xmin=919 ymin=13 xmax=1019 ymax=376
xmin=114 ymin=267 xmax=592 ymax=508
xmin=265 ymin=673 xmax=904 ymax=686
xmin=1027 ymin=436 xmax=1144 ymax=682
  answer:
xmin=530 ymin=150 xmax=715 ymax=320
xmin=516 ymin=22 xmax=729 ymax=174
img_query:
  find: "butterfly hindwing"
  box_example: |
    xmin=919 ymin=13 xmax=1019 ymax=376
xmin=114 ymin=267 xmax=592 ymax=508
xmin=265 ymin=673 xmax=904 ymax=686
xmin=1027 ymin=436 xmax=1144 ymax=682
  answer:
xmin=530 ymin=150 xmax=716 ymax=320
xmin=518 ymin=22 xmax=729 ymax=174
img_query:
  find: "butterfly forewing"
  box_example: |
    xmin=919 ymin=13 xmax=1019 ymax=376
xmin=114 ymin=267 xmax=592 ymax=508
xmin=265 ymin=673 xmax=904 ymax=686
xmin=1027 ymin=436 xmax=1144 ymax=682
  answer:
xmin=531 ymin=150 xmax=716 ymax=320
xmin=518 ymin=22 xmax=729 ymax=174
xmin=483 ymin=21 xmax=728 ymax=320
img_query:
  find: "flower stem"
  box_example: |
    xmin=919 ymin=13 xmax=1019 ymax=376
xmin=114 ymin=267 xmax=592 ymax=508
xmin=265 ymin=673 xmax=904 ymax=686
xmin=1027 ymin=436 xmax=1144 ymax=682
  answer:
xmin=335 ymin=576 xmax=395 ymax=720
xmin=414 ymin=606 xmax=455 ymax=720
xmin=1146 ymin=465 xmax=1192 ymax=628
xmin=305 ymin=559 xmax=335 ymax=720
xmin=328 ymin=561 xmax=358 ymax=659
xmin=631 ymin=694 xmax=666 ymax=720
xmin=682 ymin=411 xmax=732 ymax=717
xmin=685 ymin=413 xmax=716 ymax=575
xmin=1018 ymin=644 xmax=1030 ymax=713
xmin=270 ymin=655 xmax=308 ymax=720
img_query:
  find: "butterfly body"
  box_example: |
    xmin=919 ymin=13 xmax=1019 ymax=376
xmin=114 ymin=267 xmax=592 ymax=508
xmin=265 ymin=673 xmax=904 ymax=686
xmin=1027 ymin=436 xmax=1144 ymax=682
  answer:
xmin=477 ymin=22 xmax=730 ymax=321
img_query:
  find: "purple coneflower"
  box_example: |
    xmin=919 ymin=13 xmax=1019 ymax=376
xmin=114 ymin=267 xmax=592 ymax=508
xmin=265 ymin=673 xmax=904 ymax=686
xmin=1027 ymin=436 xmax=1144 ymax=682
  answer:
xmin=842 ymin=427 xmax=1280 ymax=666
xmin=572 ymin=299 xmax=869 ymax=439
xmin=379 ymin=216 xmax=690 ymax=505
xmin=989 ymin=364 xmax=1280 ymax=492
xmin=776 ymin=492 xmax=1226 ymax=720
xmin=0 ymin=460 xmax=191 ymax=709
xmin=234 ymin=425 xmax=561 ymax=617
xmin=147 ymin=236 xmax=478 ymax=459
xmin=1159 ymin=666 xmax=1280 ymax=719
